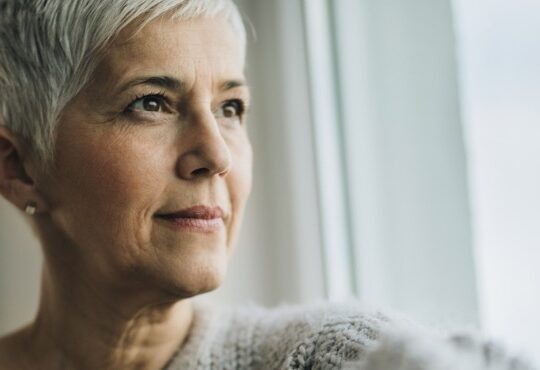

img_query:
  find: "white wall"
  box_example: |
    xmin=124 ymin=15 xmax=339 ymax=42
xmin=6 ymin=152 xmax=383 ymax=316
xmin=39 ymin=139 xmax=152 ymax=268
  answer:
xmin=454 ymin=0 xmax=540 ymax=363
xmin=0 ymin=198 xmax=41 ymax=335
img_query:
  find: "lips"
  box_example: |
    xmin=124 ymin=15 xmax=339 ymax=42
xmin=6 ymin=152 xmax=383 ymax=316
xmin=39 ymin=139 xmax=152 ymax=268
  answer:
xmin=156 ymin=205 xmax=224 ymax=220
xmin=155 ymin=205 xmax=225 ymax=233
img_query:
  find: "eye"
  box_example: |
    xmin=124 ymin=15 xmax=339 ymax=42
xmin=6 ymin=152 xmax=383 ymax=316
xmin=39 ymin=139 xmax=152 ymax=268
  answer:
xmin=127 ymin=94 xmax=166 ymax=113
xmin=217 ymin=99 xmax=245 ymax=121
xmin=216 ymin=99 xmax=245 ymax=122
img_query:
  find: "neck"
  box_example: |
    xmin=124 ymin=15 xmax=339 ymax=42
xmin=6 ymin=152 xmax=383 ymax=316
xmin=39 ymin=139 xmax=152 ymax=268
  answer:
xmin=24 ymin=262 xmax=194 ymax=370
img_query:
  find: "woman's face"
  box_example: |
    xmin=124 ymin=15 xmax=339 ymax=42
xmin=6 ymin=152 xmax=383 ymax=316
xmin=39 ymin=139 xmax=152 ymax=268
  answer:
xmin=37 ymin=16 xmax=252 ymax=300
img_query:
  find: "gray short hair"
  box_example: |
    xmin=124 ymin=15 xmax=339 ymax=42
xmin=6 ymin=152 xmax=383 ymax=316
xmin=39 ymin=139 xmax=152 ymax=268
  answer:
xmin=0 ymin=0 xmax=246 ymax=165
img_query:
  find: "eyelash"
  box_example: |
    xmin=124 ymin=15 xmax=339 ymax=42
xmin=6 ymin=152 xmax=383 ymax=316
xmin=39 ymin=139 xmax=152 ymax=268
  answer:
xmin=125 ymin=92 xmax=167 ymax=114
xmin=222 ymin=99 xmax=246 ymax=117
xmin=124 ymin=93 xmax=247 ymax=120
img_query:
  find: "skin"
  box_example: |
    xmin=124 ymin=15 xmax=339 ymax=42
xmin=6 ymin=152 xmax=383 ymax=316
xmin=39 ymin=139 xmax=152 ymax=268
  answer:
xmin=0 ymin=15 xmax=252 ymax=370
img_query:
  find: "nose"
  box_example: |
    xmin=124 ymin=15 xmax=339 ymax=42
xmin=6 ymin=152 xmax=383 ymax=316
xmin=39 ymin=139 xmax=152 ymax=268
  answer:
xmin=175 ymin=111 xmax=232 ymax=180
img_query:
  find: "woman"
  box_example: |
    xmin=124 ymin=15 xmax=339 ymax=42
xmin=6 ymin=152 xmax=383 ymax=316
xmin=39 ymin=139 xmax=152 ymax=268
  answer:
xmin=0 ymin=1 xmax=536 ymax=369
xmin=0 ymin=1 xmax=251 ymax=368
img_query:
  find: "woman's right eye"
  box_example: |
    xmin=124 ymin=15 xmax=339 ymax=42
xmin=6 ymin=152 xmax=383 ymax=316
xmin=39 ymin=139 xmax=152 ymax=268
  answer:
xmin=127 ymin=94 xmax=166 ymax=113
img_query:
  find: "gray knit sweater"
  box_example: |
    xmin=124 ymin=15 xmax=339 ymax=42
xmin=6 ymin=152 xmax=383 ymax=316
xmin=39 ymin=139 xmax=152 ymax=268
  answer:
xmin=163 ymin=300 xmax=537 ymax=370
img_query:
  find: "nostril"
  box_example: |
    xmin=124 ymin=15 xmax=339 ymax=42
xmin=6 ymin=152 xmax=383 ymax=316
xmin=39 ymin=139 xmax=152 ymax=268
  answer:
xmin=191 ymin=168 xmax=210 ymax=177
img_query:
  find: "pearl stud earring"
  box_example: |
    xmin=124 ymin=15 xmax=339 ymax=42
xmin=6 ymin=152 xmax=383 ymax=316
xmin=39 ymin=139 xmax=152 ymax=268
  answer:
xmin=25 ymin=201 xmax=37 ymax=215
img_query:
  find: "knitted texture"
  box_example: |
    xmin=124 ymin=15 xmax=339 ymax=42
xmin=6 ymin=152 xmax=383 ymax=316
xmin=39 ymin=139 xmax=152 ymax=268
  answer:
xmin=163 ymin=300 xmax=538 ymax=370
xmin=164 ymin=299 xmax=389 ymax=370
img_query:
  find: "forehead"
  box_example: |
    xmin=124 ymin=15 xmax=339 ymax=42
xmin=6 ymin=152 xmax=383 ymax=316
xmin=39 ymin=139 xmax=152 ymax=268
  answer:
xmin=95 ymin=16 xmax=245 ymax=90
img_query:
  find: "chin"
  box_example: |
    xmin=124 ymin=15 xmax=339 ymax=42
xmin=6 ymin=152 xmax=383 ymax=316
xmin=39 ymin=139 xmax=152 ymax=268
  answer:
xmin=151 ymin=250 xmax=230 ymax=299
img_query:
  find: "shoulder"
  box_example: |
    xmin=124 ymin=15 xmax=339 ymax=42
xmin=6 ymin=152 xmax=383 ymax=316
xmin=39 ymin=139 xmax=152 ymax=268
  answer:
xmin=225 ymin=301 xmax=539 ymax=370
xmin=175 ymin=299 xmax=538 ymax=370
xmin=226 ymin=299 xmax=394 ymax=369
xmin=253 ymin=299 xmax=391 ymax=343
xmin=174 ymin=298 xmax=393 ymax=370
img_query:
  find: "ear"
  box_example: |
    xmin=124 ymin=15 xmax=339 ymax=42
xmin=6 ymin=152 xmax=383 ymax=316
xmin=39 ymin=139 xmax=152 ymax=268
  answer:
xmin=0 ymin=124 xmax=49 ymax=215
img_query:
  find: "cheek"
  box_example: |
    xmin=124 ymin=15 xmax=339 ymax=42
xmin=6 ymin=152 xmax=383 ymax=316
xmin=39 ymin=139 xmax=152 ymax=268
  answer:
xmin=50 ymin=127 xmax=172 ymax=254
xmin=63 ymin=134 xmax=165 ymax=210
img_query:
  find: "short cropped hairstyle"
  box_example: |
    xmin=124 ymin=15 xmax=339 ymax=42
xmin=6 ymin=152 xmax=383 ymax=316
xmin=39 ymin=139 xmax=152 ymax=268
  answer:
xmin=0 ymin=0 xmax=246 ymax=165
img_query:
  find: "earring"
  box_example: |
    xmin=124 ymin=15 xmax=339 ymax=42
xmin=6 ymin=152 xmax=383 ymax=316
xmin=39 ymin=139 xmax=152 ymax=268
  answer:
xmin=25 ymin=201 xmax=37 ymax=215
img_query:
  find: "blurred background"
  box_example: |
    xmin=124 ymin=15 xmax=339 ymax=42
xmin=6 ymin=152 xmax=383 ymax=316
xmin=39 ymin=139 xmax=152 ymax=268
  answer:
xmin=1 ymin=0 xmax=539 ymax=364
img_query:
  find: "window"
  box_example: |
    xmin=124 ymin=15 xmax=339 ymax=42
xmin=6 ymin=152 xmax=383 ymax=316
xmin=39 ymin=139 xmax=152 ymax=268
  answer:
xmin=304 ymin=0 xmax=478 ymax=328
xmin=454 ymin=0 xmax=540 ymax=361
xmin=302 ymin=0 xmax=540 ymax=362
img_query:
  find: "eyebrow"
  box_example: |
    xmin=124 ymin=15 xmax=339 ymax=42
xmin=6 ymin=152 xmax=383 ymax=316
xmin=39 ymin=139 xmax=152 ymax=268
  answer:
xmin=117 ymin=76 xmax=182 ymax=94
xmin=116 ymin=75 xmax=247 ymax=94
xmin=221 ymin=79 xmax=247 ymax=91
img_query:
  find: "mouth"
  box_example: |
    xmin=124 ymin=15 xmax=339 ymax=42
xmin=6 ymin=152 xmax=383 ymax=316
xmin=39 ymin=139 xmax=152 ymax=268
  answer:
xmin=154 ymin=205 xmax=225 ymax=233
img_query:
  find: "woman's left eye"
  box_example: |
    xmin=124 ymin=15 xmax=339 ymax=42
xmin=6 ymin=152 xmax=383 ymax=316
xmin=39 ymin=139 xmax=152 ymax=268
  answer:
xmin=127 ymin=94 xmax=166 ymax=113
xmin=217 ymin=100 xmax=245 ymax=120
